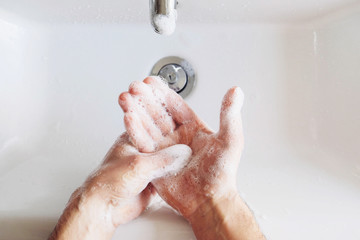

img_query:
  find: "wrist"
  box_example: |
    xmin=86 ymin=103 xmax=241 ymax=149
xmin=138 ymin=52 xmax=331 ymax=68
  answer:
xmin=188 ymin=191 xmax=264 ymax=240
xmin=49 ymin=187 xmax=117 ymax=240
xmin=82 ymin=179 xmax=138 ymax=227
xmin=81 ymin=181 xmax=122 ymax=227
xmin=186 ymin=191 xmax=238 ymax=240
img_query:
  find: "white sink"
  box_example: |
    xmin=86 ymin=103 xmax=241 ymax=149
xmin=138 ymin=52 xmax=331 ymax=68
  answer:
xmin=1 ymin=1 xmax=360 ymax=239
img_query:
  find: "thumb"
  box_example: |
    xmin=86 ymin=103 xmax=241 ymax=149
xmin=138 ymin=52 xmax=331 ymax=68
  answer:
xmin=218 ymin=86 xmax=245 ymax=146
xmin=141 ymin=144 xmax=192 ymax=181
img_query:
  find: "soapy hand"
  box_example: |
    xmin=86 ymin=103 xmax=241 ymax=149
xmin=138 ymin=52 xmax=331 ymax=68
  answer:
xmin=119 ymin=77 xmax=244 ymax=219
xmin=50 ymin=77 xmax=264 ymax=240
xmin=49 ymin=133 xmax=191 ymax=239
xmin=81 ymin=133 xmax=192 ymax=225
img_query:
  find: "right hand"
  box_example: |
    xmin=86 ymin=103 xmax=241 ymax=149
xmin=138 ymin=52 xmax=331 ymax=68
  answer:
xmin=119 ymin=77 xmax=245 ymax=219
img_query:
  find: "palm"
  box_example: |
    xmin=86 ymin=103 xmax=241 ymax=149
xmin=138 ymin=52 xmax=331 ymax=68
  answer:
xmin=119 ymin=77 xmax=244 ymax=217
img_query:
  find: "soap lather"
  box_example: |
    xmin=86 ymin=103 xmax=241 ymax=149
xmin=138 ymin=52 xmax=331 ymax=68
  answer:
xmin=149 ymin=0 xmax=178 ymax=36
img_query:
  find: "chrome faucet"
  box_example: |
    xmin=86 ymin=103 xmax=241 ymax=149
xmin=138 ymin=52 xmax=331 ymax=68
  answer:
xmin=149 ymin=0 xmax=178 ymax=35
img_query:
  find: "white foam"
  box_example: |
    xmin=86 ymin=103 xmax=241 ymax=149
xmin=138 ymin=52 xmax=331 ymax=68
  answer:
xmin=152 ymin=11 xmax=177 ymax=36
xmin=150 ymin=144 xmax=192 ymax=180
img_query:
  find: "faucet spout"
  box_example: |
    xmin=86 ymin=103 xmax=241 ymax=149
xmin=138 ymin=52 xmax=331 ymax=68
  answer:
xmin=149 ymin=0 xmax=178 ymax=36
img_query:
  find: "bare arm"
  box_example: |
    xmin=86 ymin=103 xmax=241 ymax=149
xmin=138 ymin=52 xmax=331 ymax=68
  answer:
xmin=48 ymin=188 xmax=116 ymax=240
xmin=189 ymin=192 xmax=265 ymax=240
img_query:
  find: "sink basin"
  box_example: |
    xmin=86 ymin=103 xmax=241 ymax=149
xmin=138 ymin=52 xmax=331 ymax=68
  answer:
xmin=0 ymin=1 xmax=360 ymax=239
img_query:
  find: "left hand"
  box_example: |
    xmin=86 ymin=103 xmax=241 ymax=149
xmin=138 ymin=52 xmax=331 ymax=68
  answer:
xmin=49 ymin=133 xmax=191 ymax=240
xmin=82 ymin=133 xmax=192 ymax=226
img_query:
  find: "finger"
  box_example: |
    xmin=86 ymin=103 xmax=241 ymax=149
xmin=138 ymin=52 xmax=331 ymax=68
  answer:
xmin=124 ymin=92 xmax=164 ymax=150
xmin=103 ymin=133 xmax=137 ymax=162
xmin=147 ymin=183 xmax=157 ymax=196
xmin=116 ymin=184 xmax=154 ymax=224
xmin=128 ymin=81 xmax=148 ymax=95
xmin=139 ymin=183 xmax=157 ymax=206
xmin=143 ymin=76 xmax=170 ymax=93
xmin=124 ymin=112 xmax=156 ymax=153
xmin=130 ymin=80 xmax=176 ymax=136
xmin=144 ymin=76 xmax=197 ymax=125
xmin=118 ymin=92 xmax=132 ymax=112
xmin=140 ymin=144 xmax=192 ymax=180
xmin=218 ymin=87 xmax=245 ymax=146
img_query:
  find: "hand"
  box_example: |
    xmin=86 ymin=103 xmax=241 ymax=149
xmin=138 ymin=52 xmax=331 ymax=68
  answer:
xmin=49 ymin=133 xmax=191 ymax=240
xmin=83 ymin=133 xmax=192 ymax=225
xmin=119 ymin=78 xmax=265 ymax=240
xmin=119 ymin=77 xmax=244 ymax=219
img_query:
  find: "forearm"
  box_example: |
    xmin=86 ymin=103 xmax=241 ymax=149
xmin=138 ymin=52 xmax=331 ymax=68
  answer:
xmin=188 ymin=193 xmax=265 ymax=240
xmin=48 ymin=188 xmax=116 ymax=240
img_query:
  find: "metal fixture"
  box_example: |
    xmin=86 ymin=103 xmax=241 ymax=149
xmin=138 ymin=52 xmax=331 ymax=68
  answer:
xmin=149 ymin=0 xmax=178 ymax=35
xmin=150 ymin=56 xmax=196 ymax=98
